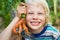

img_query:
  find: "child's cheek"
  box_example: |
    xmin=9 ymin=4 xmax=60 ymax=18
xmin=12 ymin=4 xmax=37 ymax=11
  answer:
xmin=26 ymin=15 xmax=32 ymax=21
xmin=40 ymin=15 xmax=45 ymax=19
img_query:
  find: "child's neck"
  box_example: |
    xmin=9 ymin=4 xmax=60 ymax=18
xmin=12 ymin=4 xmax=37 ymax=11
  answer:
xmin=29 ymin=26 xmax=44 ymax=34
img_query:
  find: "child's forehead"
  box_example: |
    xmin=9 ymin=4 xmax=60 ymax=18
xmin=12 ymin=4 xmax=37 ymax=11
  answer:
xmin=26 ymin=4 xmax=45 ymax=14
xmin=26 ymin=4 xmax=47 ymax=14
xmin=26 ymin=4 xmax=45 ymax=11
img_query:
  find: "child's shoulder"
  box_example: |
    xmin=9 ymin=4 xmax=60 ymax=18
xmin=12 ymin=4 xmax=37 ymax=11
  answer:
xmin=46 ymin=24 xmax=59 ymax=33
xmin=44 ymin=24 xmax=60 ymax=39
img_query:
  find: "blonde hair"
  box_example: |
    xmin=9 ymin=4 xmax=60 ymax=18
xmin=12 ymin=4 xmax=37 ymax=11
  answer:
xmin=25 ymin=0 xmax=50 ymax=13
xmin=25 ymin=0 xmax=50 ymax=24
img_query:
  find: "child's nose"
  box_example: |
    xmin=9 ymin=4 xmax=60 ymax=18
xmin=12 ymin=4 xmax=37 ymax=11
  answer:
xmin=32 ymin=14 xmax=38 ymax=20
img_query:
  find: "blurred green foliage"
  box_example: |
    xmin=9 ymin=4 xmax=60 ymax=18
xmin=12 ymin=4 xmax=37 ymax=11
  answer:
xmin=0 ymin=0 xmax=60 ymax=28
xmin=0 ymin=0 xmax=22 ymax=28
xmin=47 ymin=0 xmax=60 ymax=26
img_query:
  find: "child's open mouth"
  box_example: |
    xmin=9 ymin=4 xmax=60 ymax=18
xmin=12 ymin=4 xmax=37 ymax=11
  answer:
xmin=31 ymin=21 xmax=40 ymax=26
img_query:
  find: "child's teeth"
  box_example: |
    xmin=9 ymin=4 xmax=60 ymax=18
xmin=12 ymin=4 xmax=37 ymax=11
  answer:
xmin=31 ymin=21 xmax=40 ymax=26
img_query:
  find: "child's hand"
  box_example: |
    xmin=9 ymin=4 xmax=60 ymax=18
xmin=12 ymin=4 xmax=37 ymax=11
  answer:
xmin=16 ymin=2 xmax=26 ymax=18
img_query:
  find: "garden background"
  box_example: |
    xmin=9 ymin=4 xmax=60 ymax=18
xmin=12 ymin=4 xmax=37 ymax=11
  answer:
xmin=0 ymin=0 xmax=60 ymax=32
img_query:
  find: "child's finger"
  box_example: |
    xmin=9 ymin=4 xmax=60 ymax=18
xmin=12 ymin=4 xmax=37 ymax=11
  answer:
xmin=19 ymin=2 xmax=26 ymax=6
xmin=17 ymin=3 xmax=26 ymax=17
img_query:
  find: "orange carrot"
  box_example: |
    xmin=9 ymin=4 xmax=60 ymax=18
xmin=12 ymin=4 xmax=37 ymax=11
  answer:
xmin=12 ymin=19 xmax=23 ymax=34
xmin=18 ymin=24 xmax=22 ymax=33
xmin=12 ymin=18 xmax=30 ymax=35
xmin=12 ymin=13 xmax=30 ymax=35
xmin=22 ymin=23 xmax=30 ymax=35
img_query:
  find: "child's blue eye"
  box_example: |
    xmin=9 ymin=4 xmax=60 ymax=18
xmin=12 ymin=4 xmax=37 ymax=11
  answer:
xmin=28 ymin=13 xmax=33 ymax=14
xmin=38 ymin=13 xmax=44 ymax=15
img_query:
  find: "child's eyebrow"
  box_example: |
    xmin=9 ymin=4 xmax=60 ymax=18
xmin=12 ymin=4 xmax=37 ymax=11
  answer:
xmin=27 ymin=10 xmax=33 ymax=13
xmin=36 ymin=11 xmax=45 ymax=13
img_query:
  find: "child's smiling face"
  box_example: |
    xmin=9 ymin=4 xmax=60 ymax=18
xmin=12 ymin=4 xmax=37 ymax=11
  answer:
xmin=26 ymin=4 xmax=46 ymax=30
